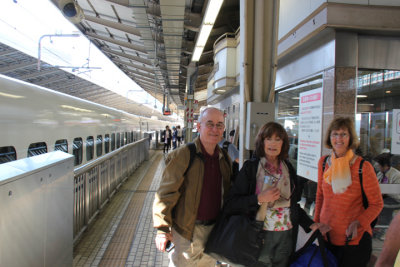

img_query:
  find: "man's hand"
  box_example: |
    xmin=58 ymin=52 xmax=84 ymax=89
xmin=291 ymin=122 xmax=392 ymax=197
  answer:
xmin=155 ymin=232 xmax=173 ymax=252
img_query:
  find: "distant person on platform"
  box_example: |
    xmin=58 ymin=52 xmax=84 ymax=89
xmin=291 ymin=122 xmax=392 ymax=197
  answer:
xmin=176 ymin=125 xmax=183 ymax=147
xmin=162 ymin=125 xmax=172 ymax=154
xmin=153 ymin=107 xmax=232 ymax=267
xmin=172 ymin=126 xmax=178 ymax=150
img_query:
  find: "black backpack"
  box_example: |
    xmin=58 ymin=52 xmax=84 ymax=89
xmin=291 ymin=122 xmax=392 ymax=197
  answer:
xmin=322 ymin=156 xmax=378 ymax=228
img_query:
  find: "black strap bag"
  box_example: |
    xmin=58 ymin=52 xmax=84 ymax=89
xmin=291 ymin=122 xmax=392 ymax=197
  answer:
xmin=290 ymin=230 xmax=337 ymax=267
xmin=204 ymin=212 xmax=264 ymax=266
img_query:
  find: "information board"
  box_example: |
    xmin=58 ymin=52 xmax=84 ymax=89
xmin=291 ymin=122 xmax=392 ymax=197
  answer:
xmin=297 ymin=88 xmax=323 ymax=181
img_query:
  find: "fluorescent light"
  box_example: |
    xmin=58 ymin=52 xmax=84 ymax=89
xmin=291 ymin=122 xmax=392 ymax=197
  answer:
xmin=0 ymin=92 xmax=25 ymax=99
xmin=357 ymin=94 xmax=367 ymax=98
xmin=204 ymin=0 xmax=224 ymax=24
xmin=192 ymin=47 xmax=204 ymax=62
xmin=386 ymin=90 xmax=392 ymax=94
xmin=191 ymin=0 xmax=224 ymax=62
xmin=197 ymin=24 xmax=213 ymax=47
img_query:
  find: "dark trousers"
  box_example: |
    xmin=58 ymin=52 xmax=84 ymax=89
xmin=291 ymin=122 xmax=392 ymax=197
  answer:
xmin=163 ymin=138 xmax=171 ymax=153
xmin=328 ymin=232 xmax=372 ymax=267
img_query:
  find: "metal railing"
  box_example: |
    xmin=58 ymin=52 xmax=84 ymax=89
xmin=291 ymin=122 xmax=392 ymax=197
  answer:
xmin=73 ymin=138 xmax=149 ymax=243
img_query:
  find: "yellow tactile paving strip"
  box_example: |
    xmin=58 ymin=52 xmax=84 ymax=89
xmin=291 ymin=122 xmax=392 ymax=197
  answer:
xmin=99 ymin=165 xmax=157 ymax=267
xmin=73 ymin=151 xmax=164 ymax=267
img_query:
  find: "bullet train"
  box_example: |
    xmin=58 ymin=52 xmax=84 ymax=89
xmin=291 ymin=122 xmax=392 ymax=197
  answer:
xmin=0 ymin=74 xmax=171 ymax=167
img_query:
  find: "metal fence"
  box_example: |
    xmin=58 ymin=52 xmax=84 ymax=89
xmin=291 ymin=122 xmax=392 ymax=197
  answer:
xmin=73 ymin=138 xmax=149 ymax=243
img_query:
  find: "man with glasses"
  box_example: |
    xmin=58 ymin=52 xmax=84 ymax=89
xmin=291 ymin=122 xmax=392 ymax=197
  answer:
xmin=153 ymin=107 xmax=233 ymax=267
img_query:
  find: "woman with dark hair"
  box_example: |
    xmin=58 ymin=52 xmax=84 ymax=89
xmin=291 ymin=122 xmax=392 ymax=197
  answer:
xmin=314 ymin=117 xmax=383 ymax=267
xmin=224 ymin=121 xmax=322 ymax=267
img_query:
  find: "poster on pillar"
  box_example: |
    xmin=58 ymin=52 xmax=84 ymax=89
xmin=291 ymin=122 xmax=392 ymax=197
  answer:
xmin=391 ymin=109 xmax=400 ymax=154
xmin=297 ymin=88 xmax=323 ymax=182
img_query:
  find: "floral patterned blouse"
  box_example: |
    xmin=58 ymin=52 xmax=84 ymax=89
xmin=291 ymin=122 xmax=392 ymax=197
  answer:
xmin=263 ymin=207 xmax=292 ymax=231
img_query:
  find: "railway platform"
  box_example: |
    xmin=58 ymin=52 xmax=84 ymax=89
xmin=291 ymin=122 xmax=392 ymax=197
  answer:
xmin=72 ymin=150 xmax=388 ymax=267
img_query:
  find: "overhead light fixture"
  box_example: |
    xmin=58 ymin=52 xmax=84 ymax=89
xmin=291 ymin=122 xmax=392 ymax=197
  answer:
xmin=357 ymin=94 xmax=367 ymax=98
xmin=386 ymin=90 xmax=392 ymax=94
xmin=191 ymin=0 xmax=224 ymax=62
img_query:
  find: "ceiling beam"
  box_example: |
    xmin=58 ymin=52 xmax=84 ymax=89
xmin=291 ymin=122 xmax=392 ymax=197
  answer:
xmin=85 ymin=31 xmax=148 ymax=54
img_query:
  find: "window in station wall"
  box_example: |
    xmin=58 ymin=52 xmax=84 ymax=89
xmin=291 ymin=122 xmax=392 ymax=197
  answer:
xmin=356 ymin=69 xmax=400 ymax=167
xmin=275 ymin=76 xmax=323 ymax=169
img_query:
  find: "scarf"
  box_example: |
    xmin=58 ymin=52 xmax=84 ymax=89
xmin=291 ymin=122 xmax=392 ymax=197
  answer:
xmin=323 ymin=149 xmax=354 ymax=194
xmin=256 ymin=158 xmax=290 ymax=207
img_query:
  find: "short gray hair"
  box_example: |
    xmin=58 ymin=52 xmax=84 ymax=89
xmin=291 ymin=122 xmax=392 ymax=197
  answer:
xmin=198 ymin=106 xmax=223 ymax=122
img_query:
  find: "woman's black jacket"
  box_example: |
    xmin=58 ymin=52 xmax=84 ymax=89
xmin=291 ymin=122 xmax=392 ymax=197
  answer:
xmin=223 ymin=157 xmax=314 ymax=253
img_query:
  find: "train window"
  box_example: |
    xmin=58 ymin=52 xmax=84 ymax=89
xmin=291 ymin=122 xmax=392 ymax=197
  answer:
xmin=73 ymin=138 xmax=83 ymax=166
xmin=121 ymin=132 xmax=124 ymax=146
xmin=86 ymin=136 xmax=94 ymax=161
xmin=27 ymin=142 xmax=47 ymax=157
xmin=111 ymin=133 xmax=116 ymax=151
xmin=104 ymin=134 xmax=110 ymax=154
xmin=116 ymin=133 xmax=121 ymax=149
xmin=125 ymin=132 xmax=130 ymax=144
xmin=0 ymin=146 xmax=16 ymax=164
xmin=96 ymin=135 xmax=103 ymax=157
xmin=55 ymin=139 xmax=68 ymax=153
xmin=131 ymin=132 xmax=134 ymax=142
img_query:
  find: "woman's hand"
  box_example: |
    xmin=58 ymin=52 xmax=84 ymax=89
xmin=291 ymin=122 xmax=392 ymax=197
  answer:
xmin=258 ymin=187 xmax=280 ymax=203
xmin=346 ymin=220 xmax=360 ymax=239
xmin=155 ymin=232 xmax=173 ymax=252
xmin=310 ymin=222 xmax=331 ymax=236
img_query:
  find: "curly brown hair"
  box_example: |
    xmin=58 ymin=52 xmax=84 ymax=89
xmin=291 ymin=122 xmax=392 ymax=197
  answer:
xmin=324 ymin=117 xmax=359 ymax=149
xmin=254 ymin=122 xmax=289 ymax=161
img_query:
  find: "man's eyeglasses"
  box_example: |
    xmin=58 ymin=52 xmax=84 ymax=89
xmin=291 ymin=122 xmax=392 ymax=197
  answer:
xmin=330 ymin=133 xmax=349 ymax=139
xmin=204 ymin=121 xmax=225 ymax=130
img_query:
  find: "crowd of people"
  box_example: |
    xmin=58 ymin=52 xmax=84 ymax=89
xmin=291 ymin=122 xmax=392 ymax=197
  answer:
xmin=152 ymin=107 xmax=399 ymax=267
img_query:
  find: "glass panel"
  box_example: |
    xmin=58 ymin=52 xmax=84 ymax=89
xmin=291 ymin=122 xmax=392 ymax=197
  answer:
xmin=356 ymin=70 xmax=400 ymax=162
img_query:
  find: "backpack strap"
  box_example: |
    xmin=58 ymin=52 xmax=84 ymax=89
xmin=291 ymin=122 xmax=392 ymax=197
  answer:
xmin=358 ymin=159 xmax=368 ymax=209
xmin=222 ymin=140 xmax=230 ymax=152
xmin=183 ymin=142 xmax=197 ymax=177
xmin=322 ymin=155 xmax=329 ymax=172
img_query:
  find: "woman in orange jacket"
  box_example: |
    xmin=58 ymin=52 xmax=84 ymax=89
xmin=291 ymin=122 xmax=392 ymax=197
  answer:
xmin=313 ymin=117 xmax=383 ymax=267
